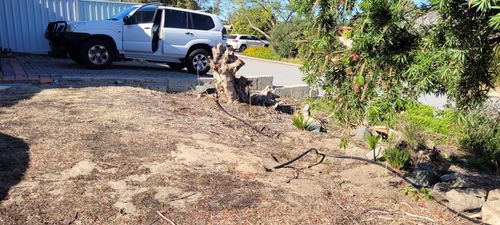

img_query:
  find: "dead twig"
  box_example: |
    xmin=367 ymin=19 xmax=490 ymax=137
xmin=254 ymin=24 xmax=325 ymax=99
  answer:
xmin=214 ymin=98 xmax=274 ymax=138
xmin=404 ymin=212 xmax=436 ymax=222
xmin=156 ymin=211 xmax=177 ymax=225
xmin=169 ymin=192 xmax=197 ymax=202
xmin=67 ymin=212 xmax=78 ymax=224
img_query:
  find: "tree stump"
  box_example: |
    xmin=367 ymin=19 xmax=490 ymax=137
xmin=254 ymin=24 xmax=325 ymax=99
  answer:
xmin=209 ymin=43 xmax=249 ymax=103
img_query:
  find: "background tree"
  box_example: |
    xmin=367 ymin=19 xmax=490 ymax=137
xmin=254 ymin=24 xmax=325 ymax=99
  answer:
xmin=295 ymin=0 xmax=499 ymax=125
xmin=407 ymin=0 xmax=499 ymax=109
xmin=269 ymin=19 xmax=307 ymax=58
xmin=228 ymin=7 xmax=274 ymax=37
xmin=227 ymin=0 xmax=293 ymax=39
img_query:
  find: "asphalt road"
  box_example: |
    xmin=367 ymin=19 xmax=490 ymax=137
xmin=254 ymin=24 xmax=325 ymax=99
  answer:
xmin=235 ymin=54 xmax=305 ymax=87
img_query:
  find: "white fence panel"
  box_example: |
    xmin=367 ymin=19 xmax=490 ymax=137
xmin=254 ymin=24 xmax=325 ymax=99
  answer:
xmin=78 ymin=0 xmax=136 ymax=21
xmin=0 ymin=0 xmax=136 ymax=54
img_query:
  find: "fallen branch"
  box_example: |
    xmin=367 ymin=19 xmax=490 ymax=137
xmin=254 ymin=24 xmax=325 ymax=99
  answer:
xmin=214 ymin=98 xmax=274 ymax=138
xmin=156 ymin=211 xmax=177 ymax=225
xmin=404 ymin=212 xmax=436 ymax=222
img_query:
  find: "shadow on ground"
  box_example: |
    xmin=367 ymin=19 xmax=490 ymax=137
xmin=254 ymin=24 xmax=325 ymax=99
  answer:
xmin=0 ymin=133 xmax=29 ymax=200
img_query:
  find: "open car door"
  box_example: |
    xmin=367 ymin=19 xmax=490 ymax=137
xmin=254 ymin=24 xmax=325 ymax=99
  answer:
xmin=122 ymin=3 xmax=159 ymax=53
xmin=151 ymin=7 xmax=162 ymax=53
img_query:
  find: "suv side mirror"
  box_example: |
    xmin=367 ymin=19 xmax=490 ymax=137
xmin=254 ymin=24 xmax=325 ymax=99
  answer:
xmin=123 ymin=16 xmax=131 ymax=25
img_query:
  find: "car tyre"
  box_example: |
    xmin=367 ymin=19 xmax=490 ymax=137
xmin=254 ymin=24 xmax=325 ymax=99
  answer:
xmin=78 ymin=38 xmax=114 ymax=69
xmin=167 ymin=62 xmax=185 ymax=70
xmin=239 ymin=44 xmax=247 ymax=52
xmin=186 ymin=49 xmax=210 ymax=75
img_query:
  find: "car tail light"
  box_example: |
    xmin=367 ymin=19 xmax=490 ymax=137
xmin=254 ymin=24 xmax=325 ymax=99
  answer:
xmin=233 ymin=40 xmax=238 ymax=43
xmin=222 ymin=28 xmax=227 ymax=40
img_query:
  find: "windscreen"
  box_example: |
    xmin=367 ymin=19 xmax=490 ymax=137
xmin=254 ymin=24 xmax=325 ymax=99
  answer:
xmin=109 ymin=6 xmax=137 ymax=20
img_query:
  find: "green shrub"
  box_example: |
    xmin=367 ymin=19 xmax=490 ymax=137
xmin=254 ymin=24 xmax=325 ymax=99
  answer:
xmin=304 ymin=97 xmax=335 ymax=113
xmin=458 ymin=113 xmax=500 ymax=174
xmin=401 ymin=121 xmax=426 ymax=150
xmin=242 ymin=46 xmax=280 ymax=60
xmin=269 ymin=19 xmax=307 ymax=58
xmin=403 ymin=103 xmax=457 ymax=136
xmin=383 ymin=147 xmax=411 ymax=170
xmin=291 ymin=113 xmax=313 ymax=131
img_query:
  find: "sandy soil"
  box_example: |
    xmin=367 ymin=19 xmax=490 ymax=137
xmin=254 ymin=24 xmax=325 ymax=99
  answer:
xmin=0 ymin=85 xmax=473 ymax=224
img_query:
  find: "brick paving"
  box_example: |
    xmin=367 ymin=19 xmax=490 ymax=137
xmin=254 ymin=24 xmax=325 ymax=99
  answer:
xmin=0 ymin=55 xmax=201 ymax=84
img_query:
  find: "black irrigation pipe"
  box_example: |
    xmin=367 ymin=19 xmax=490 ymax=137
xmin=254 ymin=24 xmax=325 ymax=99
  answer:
xmin=214 ymin=98 xmax=274 ymax=138
xmin=271 ymin=148 xmax=483 ymax=224
xmin=213 ymin=97 xmax=482 ymax=224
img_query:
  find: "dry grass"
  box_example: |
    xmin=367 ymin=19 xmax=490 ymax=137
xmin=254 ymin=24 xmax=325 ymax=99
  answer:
xmin=0 ymin=85 xmax=473 ymax=224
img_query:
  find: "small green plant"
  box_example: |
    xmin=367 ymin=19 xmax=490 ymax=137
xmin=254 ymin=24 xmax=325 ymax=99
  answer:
xmin=366 ymin=133 xmax=381 ymax=161
xmin=242 ymin=46 xmax=281 ymax=60
xmin=291 ymin=113 xmax=312 ymax=131
xmin=400 ymin=185 xmax=433 ymax=201
xmin=339 ymin=137 xmax=349 ymax=149
xmin=383 ymin=147 xmax=411 ymax=170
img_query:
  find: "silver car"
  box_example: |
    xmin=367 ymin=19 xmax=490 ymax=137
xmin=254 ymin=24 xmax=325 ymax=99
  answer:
xmin=226 ymin=34 xmax=269 ymax=51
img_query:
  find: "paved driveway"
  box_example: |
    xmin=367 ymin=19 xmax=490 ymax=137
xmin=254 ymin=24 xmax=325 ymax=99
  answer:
xmin=1 ymin=54 xmax=306 ymax=88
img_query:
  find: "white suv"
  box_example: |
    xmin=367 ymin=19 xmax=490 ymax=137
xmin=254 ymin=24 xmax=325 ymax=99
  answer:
xmin=226 ymin=34 xmax=269 ymax=51
xmin=46 ymin=4 xmax=226 ymax=75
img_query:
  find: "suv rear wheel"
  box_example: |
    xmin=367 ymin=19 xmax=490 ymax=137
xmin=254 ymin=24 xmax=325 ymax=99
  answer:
xmin=78 ymin=38 xmax=114 ymax=69
xmin=186 ymin=49 xmax=210 ymax=75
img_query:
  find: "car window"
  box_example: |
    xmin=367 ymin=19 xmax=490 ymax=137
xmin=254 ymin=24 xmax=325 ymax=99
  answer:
xmin=227 ymin=35 xmax=237 ymax=39
xmin=239 ymin=36 xmax=248 ymax=40
xmin=165 ymin=9 xmax=188 ymax=28
xmin=130 ymin=5 xmax=156 ymax=24
xmin=250 ymin=36 xmax=259 ymax=40
xmin=189 ymin=13 xmax=215 ymax=30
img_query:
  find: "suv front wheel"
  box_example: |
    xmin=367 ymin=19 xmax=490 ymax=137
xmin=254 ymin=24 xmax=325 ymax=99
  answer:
xmin=78 ymin=38 xmax=114 ymax=69
xmin=186 ymin=49 xmax=210 ymax=75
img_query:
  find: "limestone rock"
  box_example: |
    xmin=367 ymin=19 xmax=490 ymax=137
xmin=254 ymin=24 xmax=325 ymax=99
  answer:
xmin=487 ymin=189 xmax=500 ymax=201
xmin=430 ymin=182 xmax=452 ymax=201
xmin=482 ymin=200 xmax=500 ymax=225
xmin=440 ymin=173 xmax=473 ymax=188
xmin=407 ymin=168 xmax=440 ymax=187
xmin=483 ymin=189 xmax=500 ymax=225
xmin=446 ymin=189 xmax=486 ymax=212
xmin=352 ymin=126 xmax=371 ymax=141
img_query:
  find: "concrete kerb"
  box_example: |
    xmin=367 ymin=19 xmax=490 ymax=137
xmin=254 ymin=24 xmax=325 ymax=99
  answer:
xmin=274 ymin=85 xmax=319 ymax=99
xmin=54 ymin=74 xmax=315 ymax=99
xmin=196 ymin=75 xmax=316 ymax=99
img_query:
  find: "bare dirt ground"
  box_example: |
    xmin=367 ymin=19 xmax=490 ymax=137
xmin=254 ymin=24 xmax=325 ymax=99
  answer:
xmin=0 ymin=85 xmax=474 ymax=224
